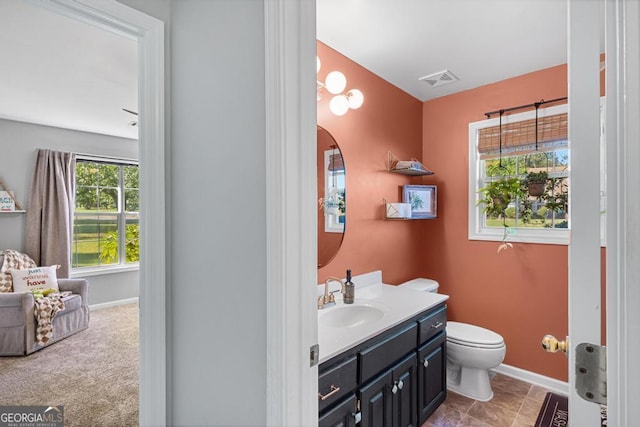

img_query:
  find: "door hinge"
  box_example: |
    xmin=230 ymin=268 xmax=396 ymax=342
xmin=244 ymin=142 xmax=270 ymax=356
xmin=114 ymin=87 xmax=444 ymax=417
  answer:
xmin=575 ymin=343 xmax=607 ymax=405
xmin=310 ymin=344 xmax=319 ymax=367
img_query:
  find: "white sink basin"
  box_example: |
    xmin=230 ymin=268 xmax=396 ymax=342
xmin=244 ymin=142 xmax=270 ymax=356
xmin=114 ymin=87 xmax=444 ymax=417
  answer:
xmin=319 ymin=302 xmax=387 ymax=328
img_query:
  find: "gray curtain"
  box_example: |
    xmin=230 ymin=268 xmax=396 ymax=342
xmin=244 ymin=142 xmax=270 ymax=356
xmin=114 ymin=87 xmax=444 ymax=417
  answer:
xmin=25 ymin=149 xmax=76 ymax=278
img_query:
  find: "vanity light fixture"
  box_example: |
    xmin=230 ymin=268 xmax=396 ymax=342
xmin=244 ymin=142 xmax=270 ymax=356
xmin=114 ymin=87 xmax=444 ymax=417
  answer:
xmin=317 ymin=56 xmax=364 ymax=116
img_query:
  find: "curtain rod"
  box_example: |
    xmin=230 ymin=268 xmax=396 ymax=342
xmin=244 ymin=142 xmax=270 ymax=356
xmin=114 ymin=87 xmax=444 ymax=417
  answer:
xmin=36 ymin=149 xmax=138 ymax=165
xmin=74 ymin=152 xmax=138 ymax=164
xmin=484 ymin=97 xmax=568 ymax=119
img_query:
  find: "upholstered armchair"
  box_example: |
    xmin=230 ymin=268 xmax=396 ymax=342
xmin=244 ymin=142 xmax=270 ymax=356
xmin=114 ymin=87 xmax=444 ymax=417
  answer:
xmin=0 ymin=253 xmax=89 ymax=356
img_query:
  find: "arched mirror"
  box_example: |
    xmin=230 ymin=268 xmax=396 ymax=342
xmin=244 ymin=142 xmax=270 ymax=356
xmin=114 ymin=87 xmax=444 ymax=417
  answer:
xmin=317 ymin=126 xmax=346 ymax=268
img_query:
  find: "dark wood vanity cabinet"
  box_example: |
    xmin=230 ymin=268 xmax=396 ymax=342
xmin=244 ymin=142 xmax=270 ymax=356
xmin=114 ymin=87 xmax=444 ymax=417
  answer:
xmin=359 ymin=353 xmax=417 ymax=427
xmin=319 ymin=356 xmax=358 ymax=413
xmin=393 ymin=354 xmax=418 ymax=427
xmin=417 ymin=333 xmax=446 ymax=425
xmin=318 ymin=303 xmax=447 ymax=427
xmin=358 ymin=368 xmax=393 ymax=426
xmin=319 ymin=394 xmax=359 ymax=427
xmin=416 ymin=305 xmax=447 ymax=424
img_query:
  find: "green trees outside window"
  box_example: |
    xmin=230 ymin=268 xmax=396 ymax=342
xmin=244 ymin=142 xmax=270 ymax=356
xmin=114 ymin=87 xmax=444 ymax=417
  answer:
xmin=480 ymin=149 xmax=569 ymax=230
xmin=72 ymin=160 xmax=139 ymax=268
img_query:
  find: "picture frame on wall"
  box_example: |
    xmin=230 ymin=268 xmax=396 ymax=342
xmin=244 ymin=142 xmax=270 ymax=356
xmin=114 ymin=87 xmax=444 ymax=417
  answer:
xmin=402 ymin=185 xmax=437 ymax=219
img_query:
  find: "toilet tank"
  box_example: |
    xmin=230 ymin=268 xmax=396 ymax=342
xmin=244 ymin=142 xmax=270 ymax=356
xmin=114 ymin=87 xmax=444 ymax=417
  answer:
xmin=398 ymin=278 xmax=439 ymax=293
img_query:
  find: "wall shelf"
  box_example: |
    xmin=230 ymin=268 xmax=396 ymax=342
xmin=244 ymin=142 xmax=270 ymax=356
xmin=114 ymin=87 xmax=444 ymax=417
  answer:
xmin=390 ymin=167 xmax=434 ymax=176
xmin=0 ymin=179 xmax=25 ymax=211
xmin=383 ymin=199 xmax=435 ymax=221
xmin=387 ymin=150 xmax=434 ymax=176
xmin=385 ymin=217 xmax=431 ymax=221
xmin=0 ymin=210 xmax=26 ymax=214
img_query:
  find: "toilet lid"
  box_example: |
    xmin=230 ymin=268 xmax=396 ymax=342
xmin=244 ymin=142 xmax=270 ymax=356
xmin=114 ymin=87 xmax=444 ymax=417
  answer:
xmin=447 ymin=321 xmax=504 ymax=348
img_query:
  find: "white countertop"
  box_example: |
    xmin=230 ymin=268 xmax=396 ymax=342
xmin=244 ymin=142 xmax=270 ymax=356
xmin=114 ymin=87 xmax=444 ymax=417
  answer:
xmin=317 ymin=273 xmax=449 ymax=364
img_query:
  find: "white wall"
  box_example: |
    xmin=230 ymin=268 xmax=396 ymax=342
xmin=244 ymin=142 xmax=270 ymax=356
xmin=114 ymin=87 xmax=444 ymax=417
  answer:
xmin=0 ymin=118 xmax=139 ymax=305
xmin=118 ymin=0 xmax=268 ymax=425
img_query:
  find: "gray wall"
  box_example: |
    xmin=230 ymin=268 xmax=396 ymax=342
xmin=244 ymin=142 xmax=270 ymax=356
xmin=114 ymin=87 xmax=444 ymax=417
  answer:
xmin=0 ymin=118 xmax=139 ymax=305
xmin=170 ymin=1 xmax=267 ymax=425
xmin=118 ymin=0 xmax=268 ymax=425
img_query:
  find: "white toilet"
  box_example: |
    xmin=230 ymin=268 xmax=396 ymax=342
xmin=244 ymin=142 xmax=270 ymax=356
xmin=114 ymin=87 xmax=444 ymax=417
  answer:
xmin=398 ymin=278 xmax=506 ymax=401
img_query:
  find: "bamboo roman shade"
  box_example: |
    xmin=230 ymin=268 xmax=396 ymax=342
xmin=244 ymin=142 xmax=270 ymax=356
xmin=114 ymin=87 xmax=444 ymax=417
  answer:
xmin=328 ymin=153 xmax=344 ymax=171
xmin=478 ymin=112 xmax=568 ymax=159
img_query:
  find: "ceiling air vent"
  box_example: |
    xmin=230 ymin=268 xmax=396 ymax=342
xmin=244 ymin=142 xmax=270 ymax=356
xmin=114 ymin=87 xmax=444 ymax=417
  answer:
xmin=418 ymin=69 xmax=459 ymax=88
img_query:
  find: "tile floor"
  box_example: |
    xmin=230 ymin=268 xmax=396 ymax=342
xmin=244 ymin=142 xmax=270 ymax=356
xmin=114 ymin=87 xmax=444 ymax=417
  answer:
xmin=424 ymin=373 xmax=551 ymax=427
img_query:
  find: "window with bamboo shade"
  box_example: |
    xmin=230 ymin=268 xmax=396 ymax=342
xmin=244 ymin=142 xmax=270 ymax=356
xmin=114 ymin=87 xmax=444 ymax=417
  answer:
xmin=468 ymin=103 xmax=571 ymax=246
xmin=477 ymin=112 xmax=568 ymax=159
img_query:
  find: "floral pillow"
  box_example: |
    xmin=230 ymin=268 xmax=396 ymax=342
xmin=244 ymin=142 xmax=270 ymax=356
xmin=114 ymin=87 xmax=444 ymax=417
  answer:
xmin=10 ymin=265 xmax=60 ymax=294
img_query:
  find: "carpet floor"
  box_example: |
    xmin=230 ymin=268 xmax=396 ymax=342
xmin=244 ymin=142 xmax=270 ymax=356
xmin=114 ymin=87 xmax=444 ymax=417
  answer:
xmin=0 ymin=303 xmax=139 ymax=426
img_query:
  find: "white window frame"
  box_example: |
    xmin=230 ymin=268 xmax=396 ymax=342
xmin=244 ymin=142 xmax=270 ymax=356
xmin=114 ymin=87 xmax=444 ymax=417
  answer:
xmin=323 ymin=148 xmax=345 ymax=233
xmin=468 ymin=103 xmax=571 ymax=245
xmin=72 ymin=157 xmax=140 ymax=274
xmin=469 ymin=99 xmax=607 ymax=246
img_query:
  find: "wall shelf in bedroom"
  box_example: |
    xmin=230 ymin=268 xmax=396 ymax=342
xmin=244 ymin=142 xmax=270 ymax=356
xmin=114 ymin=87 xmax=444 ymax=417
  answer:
xmin=0 ymin=179 xmax=25 ymax=212
xmin=386 ymin=150 xmax=434 ymax=176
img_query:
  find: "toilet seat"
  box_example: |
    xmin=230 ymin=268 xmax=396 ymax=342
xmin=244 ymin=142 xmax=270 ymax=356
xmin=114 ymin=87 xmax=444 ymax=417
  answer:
xmin=447 ymin=321 xmax=504 ymax=349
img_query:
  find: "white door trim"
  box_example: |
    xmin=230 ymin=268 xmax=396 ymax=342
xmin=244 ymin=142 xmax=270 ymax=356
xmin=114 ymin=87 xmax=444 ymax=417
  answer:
xmin=33 ymin=1 xmax=167 ymax=425
xmin=567 ymin=0 xmax=602 ymax=424
xmin=264 ymin=1 xmax=318 ymax=425
xmin=605 ymin=0 xmax=640 ymax=425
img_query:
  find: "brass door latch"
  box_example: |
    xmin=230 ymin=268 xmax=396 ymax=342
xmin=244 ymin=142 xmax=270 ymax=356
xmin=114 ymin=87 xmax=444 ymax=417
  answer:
xmin=541 ymin=334 xmax=568 ymax=356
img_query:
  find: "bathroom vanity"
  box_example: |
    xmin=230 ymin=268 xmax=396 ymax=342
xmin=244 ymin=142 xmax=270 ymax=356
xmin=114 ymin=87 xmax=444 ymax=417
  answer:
xmin=317 ymin=272 xmax=448 ymax=426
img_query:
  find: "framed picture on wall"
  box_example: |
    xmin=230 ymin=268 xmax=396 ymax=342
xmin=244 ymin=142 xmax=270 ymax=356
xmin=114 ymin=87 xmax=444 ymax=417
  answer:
xmin=402 ymin=185 xmax=437 ymax=219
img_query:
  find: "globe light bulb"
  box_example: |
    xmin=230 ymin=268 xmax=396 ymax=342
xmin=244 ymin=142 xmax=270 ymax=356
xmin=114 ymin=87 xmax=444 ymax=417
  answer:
xmin=329 ymin=95 xmax=350 ymax=116
xmin=325 ymin=71 xmax=347 ymax=95
xmin=347 ymin=89 xmax=364 ymax=109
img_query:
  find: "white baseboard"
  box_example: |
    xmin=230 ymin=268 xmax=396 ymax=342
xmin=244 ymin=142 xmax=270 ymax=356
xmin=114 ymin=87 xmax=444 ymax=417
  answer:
xmin=492 ymin=363 xmax=569 ymax=396
xmin=89 ymin=297 xmax=139 ymax=311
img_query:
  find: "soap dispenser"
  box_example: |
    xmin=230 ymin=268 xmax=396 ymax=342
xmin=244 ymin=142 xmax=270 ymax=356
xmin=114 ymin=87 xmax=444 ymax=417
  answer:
xmin=343 ymin=269 xmax=355 ymax=304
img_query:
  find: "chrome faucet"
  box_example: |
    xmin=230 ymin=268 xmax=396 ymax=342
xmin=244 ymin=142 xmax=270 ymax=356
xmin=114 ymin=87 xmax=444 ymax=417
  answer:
xmin=318 ymin=277 xmax=344 ymax=309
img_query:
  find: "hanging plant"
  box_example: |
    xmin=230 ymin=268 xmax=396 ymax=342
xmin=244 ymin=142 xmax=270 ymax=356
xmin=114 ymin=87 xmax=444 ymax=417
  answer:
xmin=477 ymin=176 xmax=532 ymax=253
xmin=523 ymin=171 xmax=548 ymax=197
xmin=541 ymin=177 xmax=569 ymax=216
xmin=478 ymin=176 xmax=524 ymax=218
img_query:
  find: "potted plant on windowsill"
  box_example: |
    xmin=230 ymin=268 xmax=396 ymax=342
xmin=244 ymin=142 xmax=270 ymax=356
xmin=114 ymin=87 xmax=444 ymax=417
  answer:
xmin=523 ymin=171 xmax=548 ymax=197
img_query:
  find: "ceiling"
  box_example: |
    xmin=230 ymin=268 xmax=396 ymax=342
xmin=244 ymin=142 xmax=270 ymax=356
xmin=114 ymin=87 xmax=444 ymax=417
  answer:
xmin=0 ymin=0 xmax=138 ymax=140
xmin=0 ymin=1 xmax=572 ymax=140
xmin=317 ymin=0 xmax=569 ymax=102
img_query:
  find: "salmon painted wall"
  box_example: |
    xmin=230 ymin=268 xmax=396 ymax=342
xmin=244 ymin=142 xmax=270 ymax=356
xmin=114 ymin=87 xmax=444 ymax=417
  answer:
xmin=317 ymin=42 xmax=429 ymax=285
xmin=421 ymin=65 xmax=571 ymax=381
